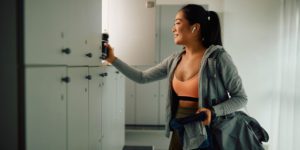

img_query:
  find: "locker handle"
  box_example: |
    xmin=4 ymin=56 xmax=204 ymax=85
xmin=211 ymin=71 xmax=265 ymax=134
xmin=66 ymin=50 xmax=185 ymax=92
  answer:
xmin=61 ymin=48 xmax=71 ymax=54
xmin=61 ymin=77 xmax=70 ymax=83
xmin=99 ymin=73 xmax=107 ymax=77
xmin=85 ymin=75 xmax=92 ymax=80
xmin=85 ymin=53 xmax=92 ymax=58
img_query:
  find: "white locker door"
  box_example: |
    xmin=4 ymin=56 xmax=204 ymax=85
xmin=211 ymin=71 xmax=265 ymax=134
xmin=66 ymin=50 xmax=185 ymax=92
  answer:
xmin=159 ymin=79 xmax=169 ymax=125
xmin=64 ymin=1 xmax=89 ymax=65
xmin=125 ymin=77 xmax=136 ymax=125
xmin=135 ymin=66 xmax=160 ymax=125
xmin=67 ymin=67 xmax=89 ymax=150
xmin=64 ymin=0 xmax=102 ymax=66
xmin=101 ymin=67 xmax=117 ymax=150
xmin=116 ymin=70 xmax=125 ymax=149
xmin=26 ymin=67 xmax=67 ymax=150
xmin=25 ymin=0 xmax=67 ymax=65
xmin=156 ymin=5 xmax=182 ymax=61
xmin=84 ymin=0 xmax=102 ymax=66
xmin=88 ymin=67 xmax=104 ymax=150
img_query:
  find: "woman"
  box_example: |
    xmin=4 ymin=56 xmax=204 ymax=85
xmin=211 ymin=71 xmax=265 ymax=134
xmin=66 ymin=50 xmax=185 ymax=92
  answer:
xmin=104 ymin=4 xmax=247 ymax=150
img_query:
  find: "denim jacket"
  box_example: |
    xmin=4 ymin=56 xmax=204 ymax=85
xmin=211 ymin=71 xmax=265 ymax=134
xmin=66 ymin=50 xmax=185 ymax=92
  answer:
xmin=112 ymin=45 xmax=247 ymax=149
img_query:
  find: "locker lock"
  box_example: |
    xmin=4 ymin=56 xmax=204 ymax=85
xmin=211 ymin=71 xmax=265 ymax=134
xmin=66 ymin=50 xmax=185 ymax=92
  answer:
xmin=99 ymin=73 xmax=107 ymax=77
xmin=61 ymin=48 xmax=71 ymax=54
xmin=85 ymin=53 xmax=92 ymax=58
xmin=85 ymin=75 xmax=92 ymax=80
xmin=61 ymin=77 xmax=70 ymax=83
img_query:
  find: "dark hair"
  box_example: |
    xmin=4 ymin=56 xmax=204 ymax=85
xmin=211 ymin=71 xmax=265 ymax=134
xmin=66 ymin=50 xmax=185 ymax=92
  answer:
xmin=180 ymin=4 xmax=222 ymax=48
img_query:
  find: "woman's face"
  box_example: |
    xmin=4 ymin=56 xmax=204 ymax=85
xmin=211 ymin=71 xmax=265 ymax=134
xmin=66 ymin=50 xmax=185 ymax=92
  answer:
xmin=172 ymin=11 xmax=194 ymax=45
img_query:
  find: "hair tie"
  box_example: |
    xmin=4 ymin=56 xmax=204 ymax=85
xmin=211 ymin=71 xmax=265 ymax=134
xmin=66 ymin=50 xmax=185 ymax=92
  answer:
xmin=207 ymin=11 xmax=211 ymax=21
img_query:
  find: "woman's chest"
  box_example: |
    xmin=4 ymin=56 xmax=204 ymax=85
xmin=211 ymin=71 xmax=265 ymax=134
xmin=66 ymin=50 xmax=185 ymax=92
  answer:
xmin=174 ymin=58 xmax=202 ymax=81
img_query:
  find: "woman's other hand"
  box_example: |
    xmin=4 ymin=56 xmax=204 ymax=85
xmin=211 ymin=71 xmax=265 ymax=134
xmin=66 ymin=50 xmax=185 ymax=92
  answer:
xmin=196 ymin=107 xmax=212 ymax=125
xmin=104 ymin=43 xmax=117 ymax=63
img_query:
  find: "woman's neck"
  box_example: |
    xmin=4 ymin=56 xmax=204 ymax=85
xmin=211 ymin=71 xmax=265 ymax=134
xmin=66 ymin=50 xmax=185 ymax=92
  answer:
xmin=184 ymin=42 xmax=206 ymax=57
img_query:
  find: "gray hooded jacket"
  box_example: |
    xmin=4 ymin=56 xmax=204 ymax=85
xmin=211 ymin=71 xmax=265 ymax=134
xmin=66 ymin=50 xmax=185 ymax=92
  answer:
xmin=112 ymin=45 xmax=247 ymax=149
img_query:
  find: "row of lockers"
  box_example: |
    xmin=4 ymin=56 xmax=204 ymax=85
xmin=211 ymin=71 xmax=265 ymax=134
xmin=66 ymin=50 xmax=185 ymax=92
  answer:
xmin=25 ymin=66 xmax=125 ymax=150
xmin=125 ymin=66 xmax=168 ymax=125
xmin=24 ymin=0 xmax=127 ymax=149
xmin=25 ymin=0 xmax=102 ymax=65
xmin=123 ymin=5 xmax=183 ymax=126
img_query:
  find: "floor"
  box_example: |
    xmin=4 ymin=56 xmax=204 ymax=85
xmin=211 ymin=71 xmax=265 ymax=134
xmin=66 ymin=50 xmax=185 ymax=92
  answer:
xmin=125 ymin=127 xmax=269 ymax=150
xmin=125 ymin=126 xmax=170 ymax=150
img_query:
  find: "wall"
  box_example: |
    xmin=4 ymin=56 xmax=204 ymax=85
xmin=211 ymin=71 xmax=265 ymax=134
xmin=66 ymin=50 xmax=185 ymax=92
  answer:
xmin=223 ymin=0 xmax=281 ymax=147
xmin=156 ymin=0 xmax=224 ymax=12
xmin=102 ymin=0 xmax=156 ymax=65
xmin=295 ymin=51 xmax=300 ymax=149
xmin=0 ymin=0 xmax=22 ymax=149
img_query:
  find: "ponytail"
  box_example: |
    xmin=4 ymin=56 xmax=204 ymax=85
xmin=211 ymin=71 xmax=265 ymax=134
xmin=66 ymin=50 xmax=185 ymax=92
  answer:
xmin=180 ymin=4 xmax=222 ymax=48
xmin=202 ymin=11 xmax=222 ymax=47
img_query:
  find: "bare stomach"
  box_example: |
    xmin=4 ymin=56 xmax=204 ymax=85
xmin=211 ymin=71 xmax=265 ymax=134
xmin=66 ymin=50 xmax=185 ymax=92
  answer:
xmin=179 ymin=101 xmax=198 ymax=108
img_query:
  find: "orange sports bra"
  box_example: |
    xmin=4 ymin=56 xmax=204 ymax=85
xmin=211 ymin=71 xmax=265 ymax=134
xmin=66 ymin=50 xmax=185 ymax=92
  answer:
xmin=172 ymin=73 xmax=199 ymax=102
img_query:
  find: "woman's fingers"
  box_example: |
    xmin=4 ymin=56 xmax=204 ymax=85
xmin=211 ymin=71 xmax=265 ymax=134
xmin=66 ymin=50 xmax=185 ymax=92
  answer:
xmin=103 ymin=43 xmax=116 ymax=63
xmin=196 ymin=107 xmax=212 ymax=125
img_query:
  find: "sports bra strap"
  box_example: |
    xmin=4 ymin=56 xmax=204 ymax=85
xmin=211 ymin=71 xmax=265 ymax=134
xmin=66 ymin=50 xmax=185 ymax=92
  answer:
xmin=177 ymin=96 xmax=198 ymax=102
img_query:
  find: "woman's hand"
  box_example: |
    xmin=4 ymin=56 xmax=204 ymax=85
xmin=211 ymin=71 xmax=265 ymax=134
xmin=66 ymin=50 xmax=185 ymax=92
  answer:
xmin=196 ymin=107 xmax=212 ymax=125
xmin=104 ymin=43 xmax=117 ymax=63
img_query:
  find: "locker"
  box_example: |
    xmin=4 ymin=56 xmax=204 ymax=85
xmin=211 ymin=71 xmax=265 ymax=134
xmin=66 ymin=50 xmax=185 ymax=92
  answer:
xmin=135 ymin=81 xmax=159 ymax=125
xmin=67 ymin=67 xmax=89 ymax=150
xmin=25 ymin=0 xmax=102 ymax=66
xmin=101 ymin=67 xmax=125 ymax=150
xmin=64 ymin=0 xmax=91 ymax=66
xmin=156 ymin=5 xmax=182 ymax=62
xmin=125 ymin=78 xmax=136 ymax=124
xmin=25 ymin=0 xmax=67 ymax=65
xmin=135 ymin=66 xmax=159 ymax=125
xmin=125 ymin=77 xmax=167 ymax=125
xmin=159 ymin=79 xmax=168 ymax=125
xmin=116 ymin=70 xmax=126 ymax=149
xmin=101 ymin=67 xmax=117 ymax=150
xmin=88 ymin=67 xmax=105 ymax=150
xmin=25 ymin=67 xmax=67 ymax=150
xmin=84 ymin=0 xmax=103 ymax=66
xmin=60 ymin=0 xmax=102 ymax=66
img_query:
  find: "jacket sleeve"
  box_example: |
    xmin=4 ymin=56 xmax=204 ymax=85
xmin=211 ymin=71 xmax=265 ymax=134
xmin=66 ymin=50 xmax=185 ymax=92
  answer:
xmin=212 ymin=51 xmax=248 ymax=116
xmin=111 ymin=54 xmax=174 ymax=84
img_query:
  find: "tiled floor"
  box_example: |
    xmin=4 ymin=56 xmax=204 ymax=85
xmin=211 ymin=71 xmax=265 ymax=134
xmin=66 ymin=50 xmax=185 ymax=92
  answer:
xmin=125 ymin=129 xmax=171 ymax=150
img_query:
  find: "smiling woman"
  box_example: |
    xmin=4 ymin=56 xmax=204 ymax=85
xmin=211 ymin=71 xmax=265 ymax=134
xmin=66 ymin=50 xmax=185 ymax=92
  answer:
xmin=102 ymin=0 xmax=300 ymax=149
xmin=104 ymin=3 xmax=249 ymax=150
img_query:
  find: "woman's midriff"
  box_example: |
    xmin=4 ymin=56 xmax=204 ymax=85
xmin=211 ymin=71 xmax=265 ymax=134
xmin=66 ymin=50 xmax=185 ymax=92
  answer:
xmin=179 ymin=101 xmax=198 ymax=108
xmin=172 ymin=73 xmax=200 ymax=118
xmin=176 ymin=101 xmax=198 ymax=118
